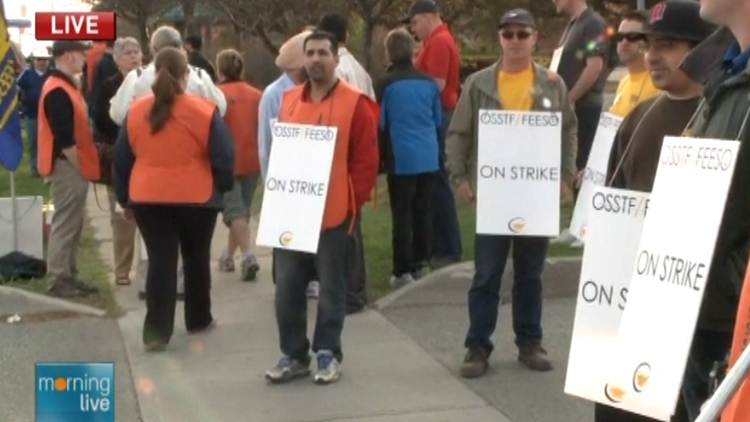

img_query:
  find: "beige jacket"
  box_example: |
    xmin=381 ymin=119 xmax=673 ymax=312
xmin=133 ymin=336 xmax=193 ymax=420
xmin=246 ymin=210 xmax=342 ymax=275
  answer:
xmin=446 ymin=62 xmax=578 ymax=195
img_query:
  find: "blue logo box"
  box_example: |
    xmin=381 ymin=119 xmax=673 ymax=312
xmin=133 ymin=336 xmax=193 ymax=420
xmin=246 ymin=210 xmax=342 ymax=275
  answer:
xmin=35 ymin=362 xmax=115 ymax=422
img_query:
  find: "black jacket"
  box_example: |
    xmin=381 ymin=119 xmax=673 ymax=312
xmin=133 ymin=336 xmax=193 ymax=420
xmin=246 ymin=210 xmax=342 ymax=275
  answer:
xmin=188 ymin=51 xmax=217 ymax=83
xmin=683 ymin=29 xmax=750 ymax=332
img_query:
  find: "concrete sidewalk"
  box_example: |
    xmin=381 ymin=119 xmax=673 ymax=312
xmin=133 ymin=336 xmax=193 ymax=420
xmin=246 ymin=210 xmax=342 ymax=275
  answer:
xmin=87 ymin=194 xmax=510 ymax=421
xmin=379 ymin=259 xmax=592 ymax=422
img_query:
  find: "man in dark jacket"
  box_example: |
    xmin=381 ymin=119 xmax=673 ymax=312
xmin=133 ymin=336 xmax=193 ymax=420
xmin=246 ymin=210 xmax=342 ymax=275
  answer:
xmin=185 ymin=35 xmax=217 ymax=83
xmin=86 ymin=40 xmax=118 ymax=119
xmin=16 ymin=47 xmax=51 ymax=177
xmin=676 ymin=1 xmax=750 ymax=419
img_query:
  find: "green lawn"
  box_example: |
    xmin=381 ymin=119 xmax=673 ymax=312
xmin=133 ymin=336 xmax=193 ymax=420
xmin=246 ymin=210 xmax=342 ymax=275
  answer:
xmin=0 ymin=150 xmax=120 ymax=315
xmin=253 ymin=175 xmax=582 ymax=301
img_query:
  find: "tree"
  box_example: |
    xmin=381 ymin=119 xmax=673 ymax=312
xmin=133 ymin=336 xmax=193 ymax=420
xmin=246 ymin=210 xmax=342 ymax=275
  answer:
xmin=84 ymin=0 xmax=174 ymax=50
xmin=218 ymin=0 xmax=352 ymax=55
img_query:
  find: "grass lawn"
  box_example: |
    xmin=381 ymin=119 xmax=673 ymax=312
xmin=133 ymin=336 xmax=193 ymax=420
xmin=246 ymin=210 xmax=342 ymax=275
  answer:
xmin=253 ymin=175 xmax=582 ymax=301
xmin=0 ymin=151 xmax=120 ymax=315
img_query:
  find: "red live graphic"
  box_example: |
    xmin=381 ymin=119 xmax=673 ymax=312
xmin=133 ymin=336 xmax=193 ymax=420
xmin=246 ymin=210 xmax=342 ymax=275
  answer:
xmin=35 ymin=12 xmax=116 ymax=41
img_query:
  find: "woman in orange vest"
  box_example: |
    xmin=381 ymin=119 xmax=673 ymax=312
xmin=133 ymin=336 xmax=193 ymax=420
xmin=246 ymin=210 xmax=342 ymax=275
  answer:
xmin=112 ymin=47 xmax=235 ymax=352
xmin=214 ymin=49 xmax=263 ymax=282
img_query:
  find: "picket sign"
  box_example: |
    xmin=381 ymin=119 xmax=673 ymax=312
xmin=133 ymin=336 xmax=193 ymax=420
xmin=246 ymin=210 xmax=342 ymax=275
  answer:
xmin=565 ymin=186 xmax=649 ymax=406
xmin=255 ymin=122 xmax=337 ymax=253
xmin=475 ymin=109 xmax=561 ymax=236
xmin=569 ymin=113 xmax=622 ymax=240
xmin=606 ymin=136 xmax=739 ymax=420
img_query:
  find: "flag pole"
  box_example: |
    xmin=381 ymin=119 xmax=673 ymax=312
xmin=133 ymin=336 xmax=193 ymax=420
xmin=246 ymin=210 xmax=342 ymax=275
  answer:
xmin=695 ymin=344 xmax=750 ymax=422
xmin=9 ymin=170 xmax=17 ymax=250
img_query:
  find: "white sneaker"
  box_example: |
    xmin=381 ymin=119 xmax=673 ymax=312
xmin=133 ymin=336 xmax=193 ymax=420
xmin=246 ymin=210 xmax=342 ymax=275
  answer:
xmin=306 ymin=281 xmax=319 ymax=298
xmin=551 ymin=229 xmax=576 ymax=245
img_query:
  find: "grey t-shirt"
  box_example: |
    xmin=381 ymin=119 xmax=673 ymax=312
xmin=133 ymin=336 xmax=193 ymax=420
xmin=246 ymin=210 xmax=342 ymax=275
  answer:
xmin=556 ymin=8 xmax=610 ymax=107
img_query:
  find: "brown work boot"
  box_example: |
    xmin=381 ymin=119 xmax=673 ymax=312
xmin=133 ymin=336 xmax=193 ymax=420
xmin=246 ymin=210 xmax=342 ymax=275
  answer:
xmin=460 ymin=347 xmax=490 ymax=378
xmin=518 ymin=344 xmax=553 ymax=372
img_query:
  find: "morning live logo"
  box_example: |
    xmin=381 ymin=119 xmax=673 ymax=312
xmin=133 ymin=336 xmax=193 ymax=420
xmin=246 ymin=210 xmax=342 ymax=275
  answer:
xmin=35 ymin=362 xmax=114 ymax=422
xmin=35 ymin=12 xmax=116 ymax=41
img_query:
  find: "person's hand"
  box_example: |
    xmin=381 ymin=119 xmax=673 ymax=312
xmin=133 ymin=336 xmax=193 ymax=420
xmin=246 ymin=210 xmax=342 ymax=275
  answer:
xmin=123 ymin=208 xmax=134 ymax=221
xmin=576 ymin=170 xmax=584 ymax=189
xmin=456 ymin=181 xmax=475 ymax=204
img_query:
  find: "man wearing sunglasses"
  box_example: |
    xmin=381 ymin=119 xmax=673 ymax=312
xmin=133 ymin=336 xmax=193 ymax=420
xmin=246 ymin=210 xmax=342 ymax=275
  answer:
xmin=602 ymin=2 xmax=716 ymax=421
xmin=446 ymin=8 xmax=577 ymax=379
xmin=609 ymin=11 xmax=660 ymax=118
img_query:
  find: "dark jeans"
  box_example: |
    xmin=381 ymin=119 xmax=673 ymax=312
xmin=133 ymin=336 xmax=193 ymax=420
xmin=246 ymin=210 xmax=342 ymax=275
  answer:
xmin=274 ymin=220 xmax=350 ymax=363
xmin=681 ymin=328 xmax=732 ymax=421
xmin=346 ymin=218 xmax=367 ymax=311
xmin=431 ymin=109 xmax=462 ymax=261
xmin=24 ymin=118 xmax=38 ymax=175
xmin=133 ymin=205 xmax=217 ymax=345
xmin=575 ymin=104 xmax=602 ymax=171
xmin=465 ymin=234 xmax=549 ymax=352
xmin=387 ymin=172 xmax=436 ymax=276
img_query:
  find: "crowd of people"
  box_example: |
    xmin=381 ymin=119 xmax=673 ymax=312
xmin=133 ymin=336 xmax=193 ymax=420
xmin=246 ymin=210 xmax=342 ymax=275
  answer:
xmin=13 ymin=0 xmax=750 ymax=419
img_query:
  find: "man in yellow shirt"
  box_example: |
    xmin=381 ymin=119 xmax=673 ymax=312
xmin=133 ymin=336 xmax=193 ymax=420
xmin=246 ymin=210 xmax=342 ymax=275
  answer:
xmin=609 ymin=10 xmax=660 ymax=117
xmin=446 ymin=8 xmax=577 ymax=378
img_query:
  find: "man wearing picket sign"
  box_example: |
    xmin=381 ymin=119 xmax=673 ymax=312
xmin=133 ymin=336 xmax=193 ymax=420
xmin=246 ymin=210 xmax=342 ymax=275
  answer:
xmin=599 ymin=2 xmax=716 ymax=421
xmin=258 ymin=31 xmax=379 ymax=385
xmin=445 ymin=8 xmax=577 ymax=378
xmin=676 ymin=0 xmax=750 ymax=418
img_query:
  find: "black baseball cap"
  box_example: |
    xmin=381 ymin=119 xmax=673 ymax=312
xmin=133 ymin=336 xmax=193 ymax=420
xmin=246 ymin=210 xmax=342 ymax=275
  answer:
xmin=643 ymin=0 xmax=717 ymax=43
xmin=498 ymin=9 xmax=536 ymax=29
xmin=401 ymin=0 xmax=439 ymax=24
xmin=51 ymin=40 xmax=92 ymax=56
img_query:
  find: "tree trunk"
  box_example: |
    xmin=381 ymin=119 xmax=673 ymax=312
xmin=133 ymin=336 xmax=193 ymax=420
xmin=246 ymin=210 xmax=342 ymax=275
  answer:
xmin=254 ymin=25 xmax=278 ymax=56
xmin=363 ymin=19 xmax=375 ymax=71
xmin=137 ymin=16 xmax=150 ymax=61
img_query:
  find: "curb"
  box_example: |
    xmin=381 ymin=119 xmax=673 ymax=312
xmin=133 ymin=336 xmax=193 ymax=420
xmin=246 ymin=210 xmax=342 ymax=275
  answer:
xmin=0 ymin=285 xmax=107 ymax=317
xmin=374 ymin=256 xmax=582 ymax=311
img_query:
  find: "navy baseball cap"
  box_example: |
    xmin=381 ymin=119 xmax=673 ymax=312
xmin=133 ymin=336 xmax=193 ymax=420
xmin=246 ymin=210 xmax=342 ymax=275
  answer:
xmin=498 ymin=9 xmax=536 ymax=29
xmin=644 ymin=1 xmax=716 ymax=43
xmin=401 ymin=0 xmax=439 ymax=23
xmin=51 ymin=40 xmax=91 ymax=56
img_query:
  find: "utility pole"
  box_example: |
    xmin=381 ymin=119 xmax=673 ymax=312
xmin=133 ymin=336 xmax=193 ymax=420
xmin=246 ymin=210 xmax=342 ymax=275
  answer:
xmin=637 ymin=0 xmax=646 ymax=10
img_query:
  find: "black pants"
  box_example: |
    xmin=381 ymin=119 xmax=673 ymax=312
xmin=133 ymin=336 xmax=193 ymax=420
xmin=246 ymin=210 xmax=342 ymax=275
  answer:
xmin=387 ymin=172 xmax=436 ymax=276
xmin=133 ymin=205 xmax=218 ymax=345
xmin=575 ymin=104 xmax=602 ymax=171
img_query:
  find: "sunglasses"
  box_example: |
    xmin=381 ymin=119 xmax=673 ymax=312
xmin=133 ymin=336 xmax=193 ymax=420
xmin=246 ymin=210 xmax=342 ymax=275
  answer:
xmin=614 ymin=32 xmax=645 ymax=43
xmin=501 ymin=30 xmax=532 ymax=41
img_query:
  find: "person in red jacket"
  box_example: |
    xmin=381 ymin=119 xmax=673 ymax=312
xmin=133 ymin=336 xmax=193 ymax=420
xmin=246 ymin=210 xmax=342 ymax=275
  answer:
xmin=264 ymin=31 xmax=379 ymax=385
xmin=215 ymin=49 xmax=263 ymax=281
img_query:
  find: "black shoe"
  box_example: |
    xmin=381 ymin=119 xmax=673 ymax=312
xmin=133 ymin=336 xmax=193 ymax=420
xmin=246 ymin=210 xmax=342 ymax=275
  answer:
xmin=72 ymin=279 xmax=99 ymax=294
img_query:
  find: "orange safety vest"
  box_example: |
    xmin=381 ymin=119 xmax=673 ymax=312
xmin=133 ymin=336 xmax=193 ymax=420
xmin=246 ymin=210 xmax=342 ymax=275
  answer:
xmin=721 ymin=259 xmax=750 ymax=422
xmin=126 ymin=94 xmax=216 ymax=204
xmin=278 ymin=81 xmax=363 ymax=229
xmin=218 ymin=81 xmax=262 ymax=175
xmin=37 ymin=74 xmax=100 ymax=180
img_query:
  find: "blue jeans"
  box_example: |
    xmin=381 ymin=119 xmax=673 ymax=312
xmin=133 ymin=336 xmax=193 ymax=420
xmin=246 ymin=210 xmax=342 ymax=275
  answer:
xmin=465 ymin=234 xmax=549 ymax=352
xmin=680 ymin=329 xmax=732 ymax=421
xmin=24 ymin=118 xmax=37 ymax=175
xmin=431 ymin=110 xmax=462 ymax=260
xmin=274 ymin=220 xmax=350 ymax=363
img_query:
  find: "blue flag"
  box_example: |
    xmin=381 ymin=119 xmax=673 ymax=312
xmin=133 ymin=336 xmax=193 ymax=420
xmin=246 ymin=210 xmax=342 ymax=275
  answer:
xmin=0 ymin=9 xmax=22 ymax=172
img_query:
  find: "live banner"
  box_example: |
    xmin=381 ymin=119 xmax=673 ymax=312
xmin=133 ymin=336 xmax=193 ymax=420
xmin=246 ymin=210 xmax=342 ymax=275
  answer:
xmin=606 ymin=136 xmax=739 ymax=421
xmin=565 ymin=187 xmax=649 ymax=405
xmin=721 ymin=259 xmax=750 ymax=422
xmin=476 ymin=110 xmax=561 ymax=236
xmin=569 ymin=113 xmax=622 ymax=240
xmin=255 ymin=122 xmax=337 ymax=253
